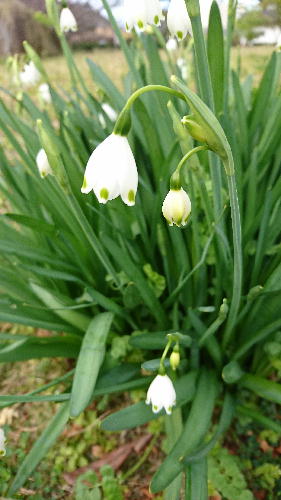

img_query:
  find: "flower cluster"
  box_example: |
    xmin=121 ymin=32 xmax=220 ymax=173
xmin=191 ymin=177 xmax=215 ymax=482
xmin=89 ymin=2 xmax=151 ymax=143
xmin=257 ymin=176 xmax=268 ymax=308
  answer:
xmin=124 ymin=0 xmax=191 ymax=41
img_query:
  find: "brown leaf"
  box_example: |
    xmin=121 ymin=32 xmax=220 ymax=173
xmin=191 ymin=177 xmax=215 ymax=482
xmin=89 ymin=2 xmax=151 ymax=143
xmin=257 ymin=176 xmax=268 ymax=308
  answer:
xmin=64 ymin=434 xmax=152 ymax=486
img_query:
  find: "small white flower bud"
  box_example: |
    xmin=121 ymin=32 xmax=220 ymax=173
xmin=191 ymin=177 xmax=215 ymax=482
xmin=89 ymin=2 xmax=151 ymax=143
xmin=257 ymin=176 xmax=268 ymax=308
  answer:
xmin=60 ymin=7 xmax=78 ymax=33
xmin=167 ymin=0 xmax=192 ymax=41
xmin=36 ymin=149 xmax=52 ymax=178
xmin=146 ymin=374 xmax=176 ymax=415
xmin=81 ymin=133 xmax=138 ymax=206
xmin=162 ymin=188 xmax=191 ymax=227
xmin=0 ymin=429 xmax=6 ymax=457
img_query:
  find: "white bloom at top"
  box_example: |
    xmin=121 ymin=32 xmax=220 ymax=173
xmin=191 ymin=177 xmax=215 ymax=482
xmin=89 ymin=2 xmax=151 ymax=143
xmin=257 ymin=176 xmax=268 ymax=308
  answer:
xmin=167 ymin=0 xmax=192 ymax=41
xmin=146 ymin=0 xmax=164 ymax=27
xmin=36 ymin=149 xmax=52 ymax=178
xmin=0 ymin=429 xmax=6 ymax=457
xmin=146 ymin=374 xmax=176 ymax=415
xmin=81 ymin=133 xmax=138 ymax=206
xmin=60 ymin=7 xmax=78 ymax=33
xmin=38 ymin=83 xmax=51 ymax=104
xmin=124 ymin=0 xmax=163 ymax=32
xmin=166 ymin=38 xmax=178 ymax=51
xmin=124 ymin=0 xmax=147 ymax=31
xmin=19 ymin=61 xmax=41 ymax=88
xmin=99 ymin=103 xmax=118 ymax=128
xmin=162 ymin=188 xmax=191 ymax=227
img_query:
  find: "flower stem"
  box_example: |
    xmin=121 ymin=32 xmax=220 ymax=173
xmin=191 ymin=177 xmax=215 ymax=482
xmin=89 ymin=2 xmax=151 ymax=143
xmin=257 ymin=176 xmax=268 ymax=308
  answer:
xmin=170 ymin=145 xmax=209 ymax=189
xmin=114 ymin=85 xmax=185 ymax=136
xmin=160 ymin=338 xmax=173 ymax=373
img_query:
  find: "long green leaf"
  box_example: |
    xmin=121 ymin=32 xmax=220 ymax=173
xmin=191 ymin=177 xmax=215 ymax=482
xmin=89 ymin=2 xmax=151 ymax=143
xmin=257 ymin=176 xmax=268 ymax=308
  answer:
xmin=70 ymin=312 xmax=113 ymax=417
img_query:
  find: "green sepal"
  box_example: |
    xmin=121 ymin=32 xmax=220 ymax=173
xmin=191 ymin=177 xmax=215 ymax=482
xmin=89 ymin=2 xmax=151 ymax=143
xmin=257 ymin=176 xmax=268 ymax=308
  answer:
xmin=113 ymin=108 xmax=131 ymax=136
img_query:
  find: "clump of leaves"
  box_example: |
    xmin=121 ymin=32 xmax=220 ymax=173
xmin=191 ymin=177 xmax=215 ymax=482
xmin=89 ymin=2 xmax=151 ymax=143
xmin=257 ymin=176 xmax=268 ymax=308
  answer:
xmin=74 ymin=466 xmax=124 ymax=500
xmin=208 ymin=446 xmax=254 ymax=500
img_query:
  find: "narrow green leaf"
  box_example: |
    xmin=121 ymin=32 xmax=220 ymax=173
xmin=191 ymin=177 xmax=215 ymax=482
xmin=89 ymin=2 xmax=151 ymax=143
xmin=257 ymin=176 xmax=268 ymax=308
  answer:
xmin=70 ymin=312 xmax=113 ymax=417
xmin=207 ymin=1 xmax=224 ymax=114
xmin=8 ymin=402 xmax=69 ymax=496
xmin=240 ymin=374 xmax=281 ymax=405
xmin=185 ymin=459 xmax=208 ymax=500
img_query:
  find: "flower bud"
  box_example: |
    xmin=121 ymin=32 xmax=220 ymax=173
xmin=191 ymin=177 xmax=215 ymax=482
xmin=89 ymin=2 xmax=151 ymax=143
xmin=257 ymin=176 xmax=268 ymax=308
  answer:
xmin=38 ymin=83 xmax=51 ymax=104
xmin=170 ymin=346 xmax=180 ymax=371
xmin=162 ymin=188 xmax=191 ymax=227
xmin=36 ymin=149 xmax=52 ymax=178
xmin=146 ymin=374 xmax=176 ymax=415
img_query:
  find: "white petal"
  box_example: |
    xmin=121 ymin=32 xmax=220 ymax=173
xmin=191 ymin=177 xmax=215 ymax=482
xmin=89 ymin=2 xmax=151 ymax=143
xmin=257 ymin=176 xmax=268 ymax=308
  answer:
xmin=60 ymin=8 xmax=77 ymax=33
xmin=81 ymin=134 xmax=138 ymax=206
xmin=36 ymin=148 xmax=52 ymax=178
xmin=146 ymin=0 xmax=164 ymax=26
xmin=124 ymin=0 xmax=148 ymax=31
xmin=167 ymin=0 xmax=192 ymax=41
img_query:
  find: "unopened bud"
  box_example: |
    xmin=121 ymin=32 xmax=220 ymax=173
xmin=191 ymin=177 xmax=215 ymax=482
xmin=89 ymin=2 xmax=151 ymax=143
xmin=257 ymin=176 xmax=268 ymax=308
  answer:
xmin=170 ymin=345 xmax=180 ymax=370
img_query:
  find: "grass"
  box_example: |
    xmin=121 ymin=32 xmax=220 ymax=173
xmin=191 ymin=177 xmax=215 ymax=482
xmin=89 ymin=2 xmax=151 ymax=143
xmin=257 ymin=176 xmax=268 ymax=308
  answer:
xmin=0 ymin=46 xmax=275 ymax=93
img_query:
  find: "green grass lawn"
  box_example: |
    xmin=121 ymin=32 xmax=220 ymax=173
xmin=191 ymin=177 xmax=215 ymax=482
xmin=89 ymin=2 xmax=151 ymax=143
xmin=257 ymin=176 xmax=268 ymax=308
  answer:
xmin=0 ymin=46 xmax=275 ymax=93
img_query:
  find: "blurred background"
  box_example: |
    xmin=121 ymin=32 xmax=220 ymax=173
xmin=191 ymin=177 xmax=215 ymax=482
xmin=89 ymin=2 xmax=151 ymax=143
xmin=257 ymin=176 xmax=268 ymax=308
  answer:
xmin=0 ymin=0 xmax=280 ymax=57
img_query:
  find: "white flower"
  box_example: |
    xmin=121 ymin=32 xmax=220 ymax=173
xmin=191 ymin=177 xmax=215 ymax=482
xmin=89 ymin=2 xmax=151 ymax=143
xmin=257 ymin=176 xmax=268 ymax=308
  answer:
xmin=146 ymin=374 xmax=176 ymax=415
xmin=167 ymin=0 xmax=192 ymax=41
xmin=0 ymin=429 xmax=6 ymax=457
xmin=36 ymin=149 xmax=52 ymax=178
xmin=99 ymin=103 xmax=118 ymax=128
xmin=166 ymin=38 xmax=178 ymax=51
xmin=177 ymin=57 xmax=188 ymax=79
xmin=146 ymin=0 xmax=164 ymax=27
xmin=38 ymin=83 xmax=51 ymax=104
xmin=19 ymin=61 xmax=41 ymax=88
xmin=81 ymin=133 xmax=138 ymax=206
xmin=124 ymin=0 xmax=163 ymax=32
xmin=162 ymin=188 xmax=191 ymax=227
xmin=60 ymin=7 xmax=78 ymax=33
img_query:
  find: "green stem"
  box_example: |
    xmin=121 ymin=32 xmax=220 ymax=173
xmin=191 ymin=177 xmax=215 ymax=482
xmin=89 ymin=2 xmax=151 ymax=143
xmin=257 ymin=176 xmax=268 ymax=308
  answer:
xmin=171 ymin=145 xmax=209 ymax=189
xmin=164 ymin=408 xmax=183 ymax=500
xmin=222 ymin=174 xmax=243 ymax=347
xmin=160 ymin=338 xmax=173 ymax=372
xmin=114 ymin=85 xmax=185 ymax=136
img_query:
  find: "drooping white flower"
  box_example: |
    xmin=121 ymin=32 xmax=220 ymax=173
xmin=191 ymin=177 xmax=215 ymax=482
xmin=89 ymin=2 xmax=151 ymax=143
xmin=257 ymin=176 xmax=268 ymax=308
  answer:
xmin=99 ymin=103 xmax=118 ymax=128
xmin=167 ymin=0 xmax=192 ymax=41
xmin=124 ymin=0 xmax=163 ymax=32
xmin=38 ymin=83 xmax=51 ymax=104
xmin=0 ymin=429 xmax=6 ymax=457
xmin=36 ymin=149 xmax=52 ymax=178
xmin=146 ymin=374 xmax=176 ymax=415
xmin=19 ymin=61 xmax=41 ymax=88
xmin=162 ymin=188 xmax=191 ymax=227
xmin=146 ymin=0 xmax=164 ymax=27
xmin=166 ymin=38 xmax=178 ymax=51
xmin=81 ymin=133 xmax=138 ymax=206
xmin=60 ymin=7 xmax=78 ymax=33
xmin=124 ymin=0 xmax=147 ymax=31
